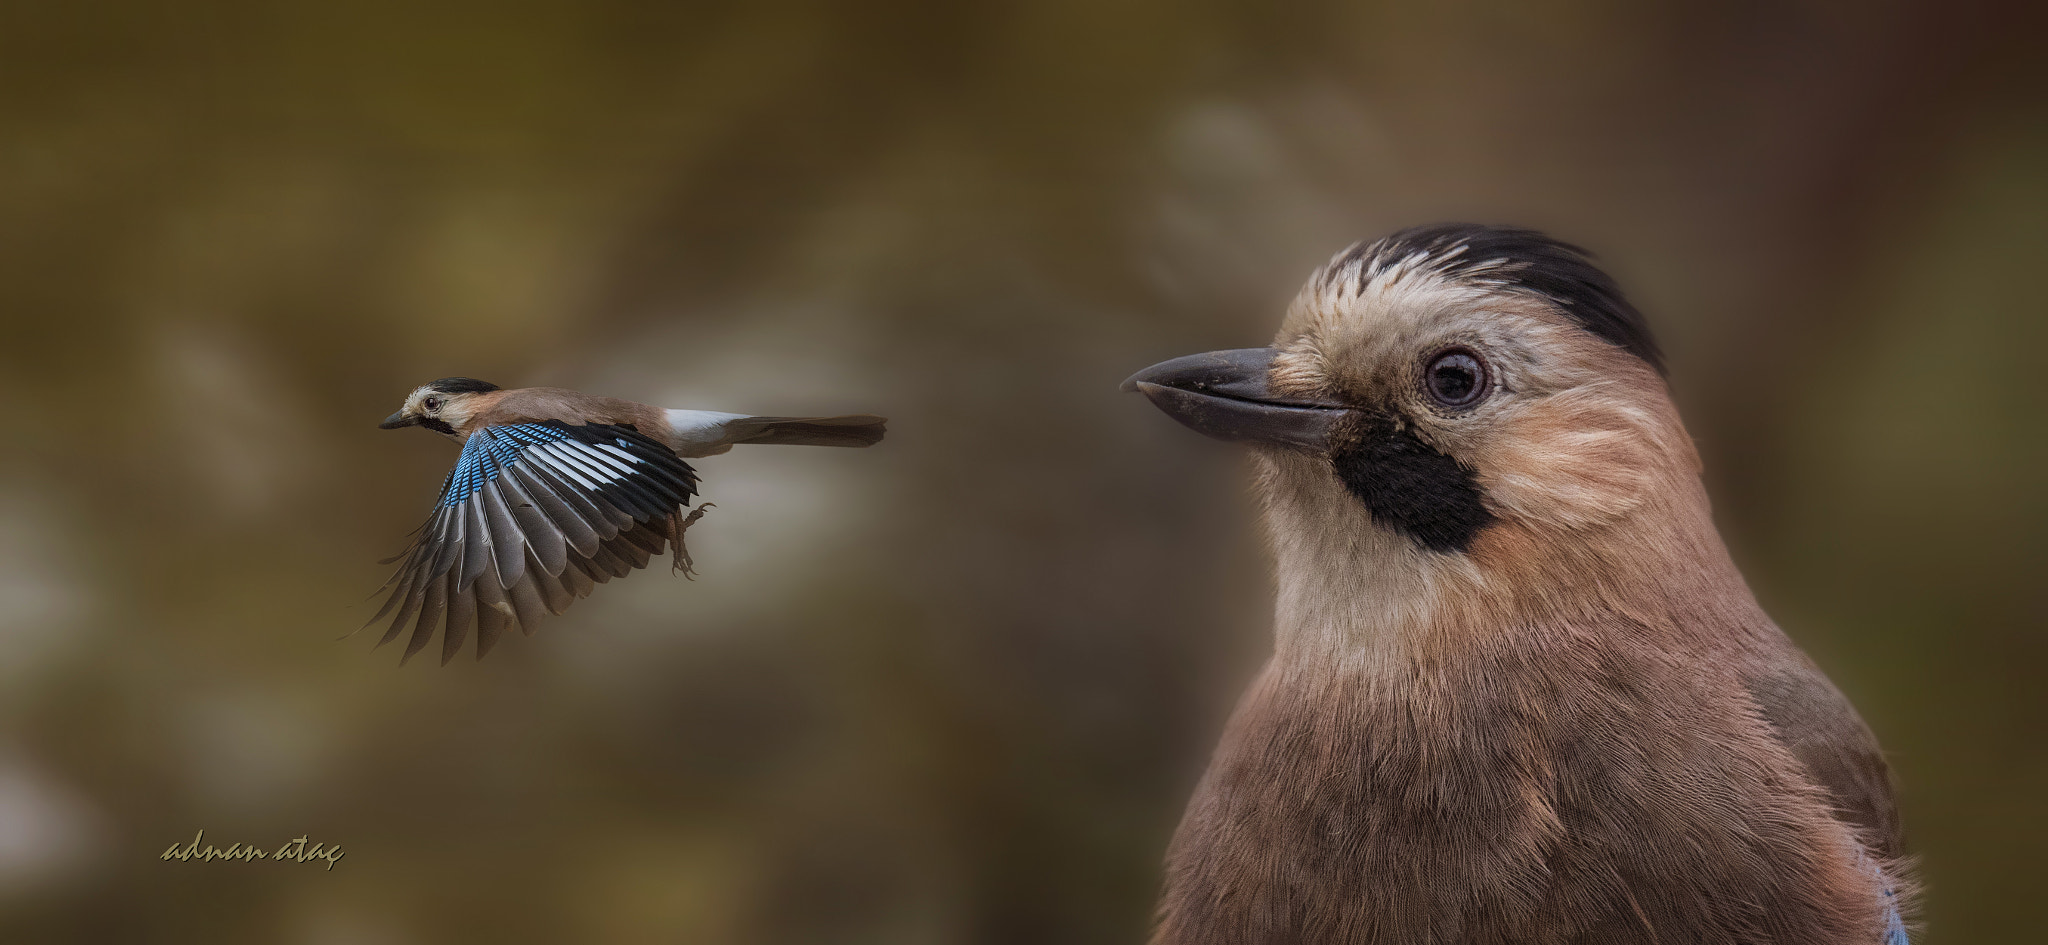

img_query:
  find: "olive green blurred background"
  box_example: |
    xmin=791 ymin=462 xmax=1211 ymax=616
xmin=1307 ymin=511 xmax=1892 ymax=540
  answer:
xmin=1 ymin=1 xmax=2042 ymax=942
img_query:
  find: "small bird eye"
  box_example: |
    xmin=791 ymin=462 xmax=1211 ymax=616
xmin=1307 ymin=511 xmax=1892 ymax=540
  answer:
xmin=1424 ymin=348 xmax=1488 ymax=409
xmin=423 ymin=397 xmax=441 ymax=412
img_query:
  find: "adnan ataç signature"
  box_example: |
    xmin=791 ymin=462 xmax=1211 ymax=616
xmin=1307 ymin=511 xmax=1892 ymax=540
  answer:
xmin=160 ymin=830 xmax=345 ymax=870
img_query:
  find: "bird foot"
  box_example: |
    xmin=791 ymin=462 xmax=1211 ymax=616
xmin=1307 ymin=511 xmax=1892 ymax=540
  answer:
xmin=670 ymin=503 xmax=714 ymax=578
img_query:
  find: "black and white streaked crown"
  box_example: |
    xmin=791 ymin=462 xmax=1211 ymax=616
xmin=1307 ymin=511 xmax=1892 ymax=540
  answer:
xmin=425 ymin=377 xmax=502 ymax=394
xmin=1323 ymin=223 xmax=1664 ymax=375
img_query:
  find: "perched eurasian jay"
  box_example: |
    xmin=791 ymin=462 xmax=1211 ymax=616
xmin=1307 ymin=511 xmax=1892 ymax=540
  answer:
xmin=369 ymin=378 xmax=884 ymax=664
xmin=1125 ymin=225 xmax=1909 ymax=945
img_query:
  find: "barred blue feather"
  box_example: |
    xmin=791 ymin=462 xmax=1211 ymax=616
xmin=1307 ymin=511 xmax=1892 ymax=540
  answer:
xmin=1882 ymin=872 xmax=1910 ymax=945
xmin=1855 ymin=846 xmax=1911 ymax=944
xmin=1886 ymin=896 xmax=1909 ymax=945
xmin=367 ymin=421 xmax=704 ymax=664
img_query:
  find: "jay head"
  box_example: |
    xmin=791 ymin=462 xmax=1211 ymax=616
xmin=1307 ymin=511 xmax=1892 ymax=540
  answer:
xmin=377 ymin=376 xmax=506 ymax=439
xmin=1128 ymin=224 xmax=1909 ymax=945
xmin=369 ymin=377 xmax=884 ymax=666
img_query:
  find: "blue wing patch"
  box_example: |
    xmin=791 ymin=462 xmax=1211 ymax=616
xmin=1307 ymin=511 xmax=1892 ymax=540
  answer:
xmin=434 ymin=422 xmax=700 ymax=518
xmin=438 ymin=426 xmax=530 ymax=507
xmin=1855 ymin=847 xmax=1910 ymax=945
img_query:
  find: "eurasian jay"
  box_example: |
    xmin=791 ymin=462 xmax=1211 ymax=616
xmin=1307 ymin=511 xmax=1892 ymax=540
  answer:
xmin=370 ymin=378 xmax=885 ymax=664
xmin=1125 ymin=224 xmax=1909 ymax=945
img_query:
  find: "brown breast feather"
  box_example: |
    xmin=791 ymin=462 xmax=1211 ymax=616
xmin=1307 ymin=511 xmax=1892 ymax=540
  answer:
xmin=1153 ymin=623 xmax=1893 ymax=945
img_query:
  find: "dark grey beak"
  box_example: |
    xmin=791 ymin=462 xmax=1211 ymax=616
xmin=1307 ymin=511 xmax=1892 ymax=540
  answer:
xmin=378 ymin=411 xmax=418 ymax=430
xmin=1122 ymin=347 xmax=1346 ymax=452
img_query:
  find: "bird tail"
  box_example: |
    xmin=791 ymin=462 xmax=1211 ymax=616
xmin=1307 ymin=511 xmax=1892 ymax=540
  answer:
xmin=721 ymin=415 xmax=887 ymax=449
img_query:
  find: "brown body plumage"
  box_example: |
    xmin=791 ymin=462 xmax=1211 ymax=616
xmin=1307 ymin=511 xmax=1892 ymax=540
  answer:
xmin=1129 ymin=226 xmax=1904 ymax=944
xmin=457 ymin=387 xmax=669 ymax=438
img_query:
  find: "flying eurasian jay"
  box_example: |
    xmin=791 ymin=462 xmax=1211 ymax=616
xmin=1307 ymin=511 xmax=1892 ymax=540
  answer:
xmin=1125 ymin=224 xmax=1909 ymax=945
xmin=370 ymin=378 xmax=884 ymax=664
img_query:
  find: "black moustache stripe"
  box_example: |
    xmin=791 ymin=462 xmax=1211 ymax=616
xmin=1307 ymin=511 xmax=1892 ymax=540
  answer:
xmin=1329 ymin=413 xmax=1495 ymax=554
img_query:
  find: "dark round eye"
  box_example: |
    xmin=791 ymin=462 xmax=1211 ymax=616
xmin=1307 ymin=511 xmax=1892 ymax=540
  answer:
xmin=1424 ymin=348 xmax=1488 ymax=409
xmin=423 ymin=397 xmax=441 ymax=412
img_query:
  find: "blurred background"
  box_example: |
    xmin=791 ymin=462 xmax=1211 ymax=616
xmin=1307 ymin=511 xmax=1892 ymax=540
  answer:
xmin=0 ymin=1 xmax=2042 ymax=942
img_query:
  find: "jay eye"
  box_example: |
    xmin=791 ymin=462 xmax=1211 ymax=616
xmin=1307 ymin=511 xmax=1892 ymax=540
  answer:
xmin=1424 ymin=349 xmax=1488 ymax=408
xmin=423 ymin=397 xmax=441 ymax=412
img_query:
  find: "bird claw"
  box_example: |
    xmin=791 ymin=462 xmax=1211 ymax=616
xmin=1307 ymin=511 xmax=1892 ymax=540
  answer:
xmin=670 ymin=503 xmax=714 ymax=578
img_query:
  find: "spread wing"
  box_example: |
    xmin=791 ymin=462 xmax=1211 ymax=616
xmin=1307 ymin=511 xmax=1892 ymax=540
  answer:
xmin=366 ymin=421 xmax=704 ymax=664
xmin=1745 ymin=652 xmax=1904 ymax=859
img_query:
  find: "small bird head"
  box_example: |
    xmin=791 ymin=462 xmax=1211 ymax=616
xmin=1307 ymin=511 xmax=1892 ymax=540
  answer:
xmin=1128 ymin=225 xmax=1708 ymax=632
xmin=379 ymin=377 xmax=502 ymax=439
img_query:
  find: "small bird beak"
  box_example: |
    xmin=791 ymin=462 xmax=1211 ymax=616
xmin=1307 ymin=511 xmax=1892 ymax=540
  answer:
xmin=1122 ymin=347 xmax=1346 ymax=453
xmin=378 ymin=411 xmax=419 ymax=430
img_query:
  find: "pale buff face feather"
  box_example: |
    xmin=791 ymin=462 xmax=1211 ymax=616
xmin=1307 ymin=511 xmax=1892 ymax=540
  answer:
xmin=1252 ymin=241 xmax=1734 ymax=669
xmin=389 ymin=386 xmax=500 ymax=440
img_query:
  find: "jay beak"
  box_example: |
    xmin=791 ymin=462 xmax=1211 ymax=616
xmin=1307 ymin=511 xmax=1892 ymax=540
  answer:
xmin=367 ymin=377 xmax=885 ymax=665
xmin=1127 ymin=224 xmax=1910 ymax=945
